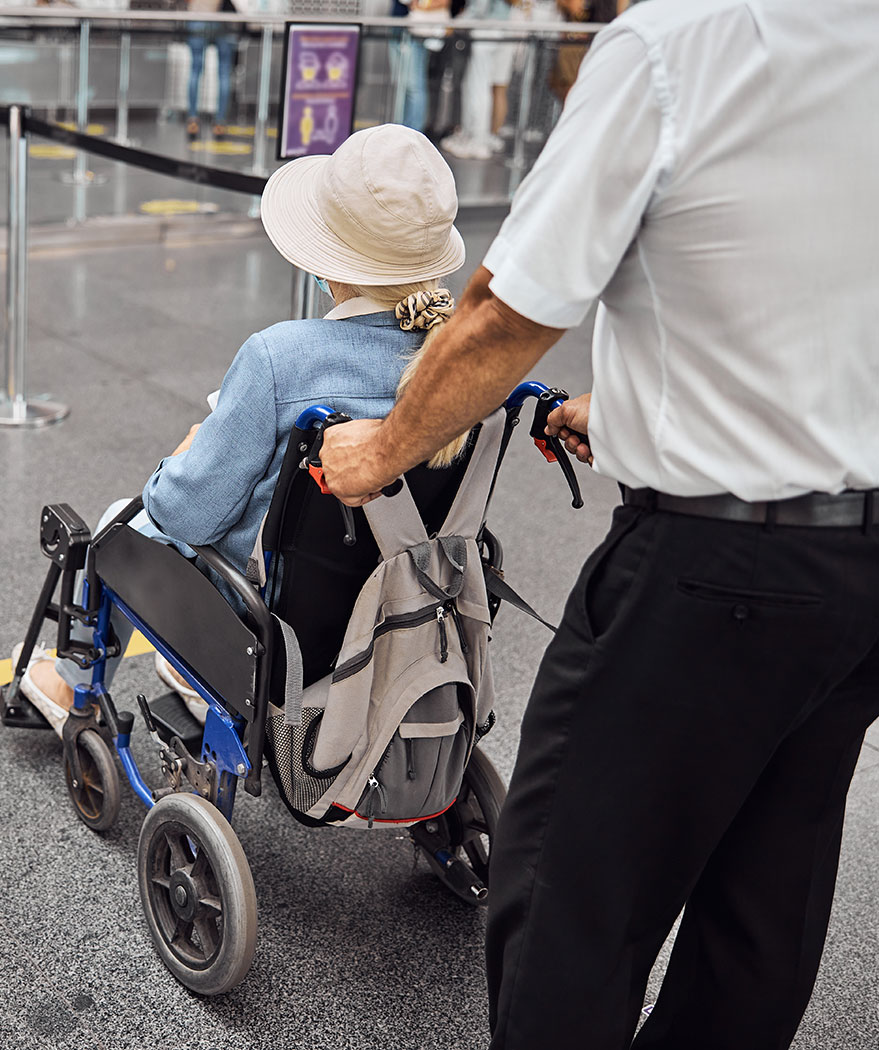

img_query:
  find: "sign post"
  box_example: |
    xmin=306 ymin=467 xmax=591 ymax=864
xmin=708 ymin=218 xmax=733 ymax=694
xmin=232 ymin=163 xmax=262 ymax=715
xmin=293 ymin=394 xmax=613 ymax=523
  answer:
xmin=277 ymin=22 xmax=361 ymax=161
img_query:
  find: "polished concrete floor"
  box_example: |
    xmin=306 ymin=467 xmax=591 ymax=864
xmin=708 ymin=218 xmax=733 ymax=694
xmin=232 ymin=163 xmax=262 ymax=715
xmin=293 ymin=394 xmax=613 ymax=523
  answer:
xmin=1 ymin=210 xmax=879 ymax=1049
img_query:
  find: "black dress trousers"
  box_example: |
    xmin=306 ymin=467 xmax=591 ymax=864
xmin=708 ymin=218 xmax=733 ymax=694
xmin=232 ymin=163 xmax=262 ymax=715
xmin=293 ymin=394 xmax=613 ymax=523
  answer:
xmin=486 ymin=504 xmax=879 ymax=1050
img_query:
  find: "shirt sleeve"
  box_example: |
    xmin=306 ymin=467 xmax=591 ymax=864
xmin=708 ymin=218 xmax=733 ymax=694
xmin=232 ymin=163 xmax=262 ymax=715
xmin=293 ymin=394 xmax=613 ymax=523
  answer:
xmin=142 ymin=332 xmax=278 ymax=547
xmin=484 ymin=26 xmax=670 ymax=329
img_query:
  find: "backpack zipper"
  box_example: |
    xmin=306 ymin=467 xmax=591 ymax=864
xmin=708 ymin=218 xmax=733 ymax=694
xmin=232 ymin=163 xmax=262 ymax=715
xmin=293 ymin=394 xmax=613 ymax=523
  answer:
xmin=435 ymin=605 xmax=449 ymax=663
xmin=361 ymin=736 xmax=396 ymax=828
xmin=333 ymin=603 xmax=442 ymax=682
xmin=405 ymin=737 xmax=416 ymax=780
xmin=447 ymin=599 xmax=469 ymax=655
xmin=362 ymin=774 xmax=385 ymax=829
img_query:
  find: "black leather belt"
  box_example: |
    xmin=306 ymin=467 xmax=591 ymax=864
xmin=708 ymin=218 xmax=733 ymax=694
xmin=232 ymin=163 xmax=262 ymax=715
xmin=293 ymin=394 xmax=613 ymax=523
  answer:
xmin=622 ymin=486 xmax=879 ymax=528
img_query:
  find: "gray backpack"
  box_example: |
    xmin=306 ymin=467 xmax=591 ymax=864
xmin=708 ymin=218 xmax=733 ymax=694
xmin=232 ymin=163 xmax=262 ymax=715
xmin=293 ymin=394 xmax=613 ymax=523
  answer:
xmin=265 ymin=408 xmax=505 ymax=828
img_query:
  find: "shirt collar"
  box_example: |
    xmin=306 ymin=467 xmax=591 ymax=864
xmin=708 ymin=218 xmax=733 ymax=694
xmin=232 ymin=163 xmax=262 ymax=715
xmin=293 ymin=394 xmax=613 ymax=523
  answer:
xmin=324 ymin=296 xmax=389 ymax=320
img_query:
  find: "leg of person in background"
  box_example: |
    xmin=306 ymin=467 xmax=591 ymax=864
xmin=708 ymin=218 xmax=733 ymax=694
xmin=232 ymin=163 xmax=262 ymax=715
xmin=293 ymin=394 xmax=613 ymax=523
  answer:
xmin=489 ymin=37 xmax=516 ymax=152
xmin=402 ymin=36 xmax=429 ymax=132
xmin=424 ymin=37 xmax=451 ymax=140
xmin=213 ymin=33 xmax=238 ymax=138
xmin=442 ymin=37 xmax=493 ymax=158
xmin=491 ymin=84 xmax=508 ymax=137
xmin=186 ymin=26 xmax=206 ymax=138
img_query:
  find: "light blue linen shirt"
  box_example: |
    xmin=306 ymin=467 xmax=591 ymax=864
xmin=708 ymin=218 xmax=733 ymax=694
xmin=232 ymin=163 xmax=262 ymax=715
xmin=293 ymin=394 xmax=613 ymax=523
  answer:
xmin=142 ymin=310 xmax=421 ymax=590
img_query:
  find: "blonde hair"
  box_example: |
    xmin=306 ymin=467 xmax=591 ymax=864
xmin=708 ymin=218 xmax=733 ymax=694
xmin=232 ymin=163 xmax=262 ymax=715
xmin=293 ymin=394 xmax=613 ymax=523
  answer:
xmin=349 ymin=280 xmax=469 ymax=470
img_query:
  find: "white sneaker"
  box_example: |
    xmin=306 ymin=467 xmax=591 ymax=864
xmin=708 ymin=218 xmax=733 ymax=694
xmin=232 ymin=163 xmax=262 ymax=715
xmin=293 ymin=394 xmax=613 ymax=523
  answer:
xmin=11 ymin=642 xmax=68 ymax=738
xmin=489 ymin=133 xmax=505 ymax=153
xmin=440 ymin=130 xmax=470 ymax=156
xmin=440 ymin=132 xmax=491 ymax=160
xmin=154 ymin=652 xmax=209 ymax=725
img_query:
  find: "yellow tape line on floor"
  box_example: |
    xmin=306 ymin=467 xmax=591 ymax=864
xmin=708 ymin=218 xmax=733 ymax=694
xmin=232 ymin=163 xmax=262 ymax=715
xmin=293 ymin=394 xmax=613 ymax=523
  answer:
xmin=0 ymin=632 xmax=154 ymax=687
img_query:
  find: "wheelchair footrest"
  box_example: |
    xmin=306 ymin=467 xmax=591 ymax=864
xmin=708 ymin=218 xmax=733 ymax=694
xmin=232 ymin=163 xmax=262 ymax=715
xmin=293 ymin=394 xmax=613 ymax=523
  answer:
xmin=1 ymin=685 xmax=55 ymax=730
xmin=147 ymin=692 xmax=204 ymax=753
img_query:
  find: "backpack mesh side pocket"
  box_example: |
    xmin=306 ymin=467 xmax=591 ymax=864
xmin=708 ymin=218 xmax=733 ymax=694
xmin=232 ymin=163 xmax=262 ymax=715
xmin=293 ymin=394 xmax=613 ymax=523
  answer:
xmin=265 ymin=705 xmax=347 ymax=819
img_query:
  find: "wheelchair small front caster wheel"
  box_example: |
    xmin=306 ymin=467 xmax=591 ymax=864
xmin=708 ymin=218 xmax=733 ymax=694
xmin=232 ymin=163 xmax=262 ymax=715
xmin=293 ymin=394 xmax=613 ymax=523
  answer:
xmin=137 ymin=793 xmax=257 ymax=996
xmin=413 ymin=746 xmax=506 ymax=906
xmin=64 ymin=728 xmax=121 ymax=832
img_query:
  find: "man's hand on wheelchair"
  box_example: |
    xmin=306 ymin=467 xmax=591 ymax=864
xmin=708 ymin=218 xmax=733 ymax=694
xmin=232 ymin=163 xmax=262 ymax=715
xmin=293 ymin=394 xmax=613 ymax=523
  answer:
xmin=171 ymin=423 xmax=201 ymax=457
xmin=321 ymin=418 xmax=395 ymax=506
xmin=545 ymin=392 xmax=593 ymax=465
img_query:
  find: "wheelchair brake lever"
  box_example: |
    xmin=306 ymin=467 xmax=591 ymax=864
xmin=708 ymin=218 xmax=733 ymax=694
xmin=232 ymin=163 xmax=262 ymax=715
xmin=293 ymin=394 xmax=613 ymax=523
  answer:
xmin=529 ymin=388 xmax=586 ymax=509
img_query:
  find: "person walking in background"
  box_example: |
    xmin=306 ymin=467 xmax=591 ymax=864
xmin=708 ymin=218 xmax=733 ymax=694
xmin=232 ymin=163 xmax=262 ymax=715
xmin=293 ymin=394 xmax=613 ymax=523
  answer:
xmin=185 ymin=0 xmax=239 ymax=139
xmin=318 ymin=1 xmax=879 ymax=1047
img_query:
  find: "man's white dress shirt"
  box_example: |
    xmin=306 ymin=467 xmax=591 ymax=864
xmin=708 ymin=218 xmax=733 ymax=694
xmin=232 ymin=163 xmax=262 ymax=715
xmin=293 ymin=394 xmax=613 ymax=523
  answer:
xmin=484 ymin=0 xmax=879 ymax=500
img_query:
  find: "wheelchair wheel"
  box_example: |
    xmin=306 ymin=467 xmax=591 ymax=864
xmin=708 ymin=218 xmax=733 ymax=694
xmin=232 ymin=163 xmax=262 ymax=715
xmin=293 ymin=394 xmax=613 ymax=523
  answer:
xmin=64 ymin=728 xmax=121 ymax=832
xmin=137 ymin=793 xmax=257 ymax=996
xmin=416 ymin=747 xmax=506 ymax=906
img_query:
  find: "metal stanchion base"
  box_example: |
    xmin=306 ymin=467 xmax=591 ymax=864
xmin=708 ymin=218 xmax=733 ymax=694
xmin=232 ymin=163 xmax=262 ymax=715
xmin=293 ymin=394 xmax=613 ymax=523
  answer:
xmin=113 ymin=137 xmax=140 ymax=149
xmin=0 ymin=399 xmax=70 ymax=428
xmin=58 ymin=170 xmax=109 ymax=186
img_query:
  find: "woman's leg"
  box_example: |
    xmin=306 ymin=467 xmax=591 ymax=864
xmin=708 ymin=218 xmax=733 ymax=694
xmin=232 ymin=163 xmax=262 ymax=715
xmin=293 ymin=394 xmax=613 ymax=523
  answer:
xmin=29 ymin=501 xmax=173 ymax=707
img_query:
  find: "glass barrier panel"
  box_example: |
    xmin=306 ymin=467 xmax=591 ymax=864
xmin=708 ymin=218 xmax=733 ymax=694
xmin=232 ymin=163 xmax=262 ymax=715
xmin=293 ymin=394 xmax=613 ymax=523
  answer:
xmin=0 ymin=10 xmax=601 ymax=227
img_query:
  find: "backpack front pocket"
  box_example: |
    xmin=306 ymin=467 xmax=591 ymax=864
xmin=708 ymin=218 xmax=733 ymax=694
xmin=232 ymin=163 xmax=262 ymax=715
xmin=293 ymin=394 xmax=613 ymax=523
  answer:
xmin=355 ymin=682 xmax=474 ymax=826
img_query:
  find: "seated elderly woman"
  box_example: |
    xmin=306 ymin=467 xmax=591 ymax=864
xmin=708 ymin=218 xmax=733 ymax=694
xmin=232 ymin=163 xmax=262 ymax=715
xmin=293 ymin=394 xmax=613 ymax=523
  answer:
xmin=13 ymin=123 xmax=467 ymax=731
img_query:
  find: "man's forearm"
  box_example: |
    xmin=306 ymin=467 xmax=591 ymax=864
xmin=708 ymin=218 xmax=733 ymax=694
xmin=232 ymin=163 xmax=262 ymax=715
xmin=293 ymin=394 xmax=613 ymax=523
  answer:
xmin=374 ymin=266 xmax=564 ymax=476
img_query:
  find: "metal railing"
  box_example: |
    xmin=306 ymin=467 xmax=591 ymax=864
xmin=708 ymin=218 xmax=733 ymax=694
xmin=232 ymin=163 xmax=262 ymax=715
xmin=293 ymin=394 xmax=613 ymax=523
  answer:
xmin=0 ymin=9 xmax=602 ymax=202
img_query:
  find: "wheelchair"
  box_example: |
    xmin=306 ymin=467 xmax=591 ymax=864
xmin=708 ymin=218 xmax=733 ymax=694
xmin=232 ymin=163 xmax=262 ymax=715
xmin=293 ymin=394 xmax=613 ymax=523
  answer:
xmin=1 ymin=381 xmax=583 ymax=996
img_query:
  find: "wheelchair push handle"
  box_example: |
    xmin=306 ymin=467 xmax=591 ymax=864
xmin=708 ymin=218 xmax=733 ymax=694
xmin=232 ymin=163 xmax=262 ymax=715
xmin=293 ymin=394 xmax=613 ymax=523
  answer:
xmin=505 ymin=383 xmax=587 ymax=509
xmin=297 ymin=407 xmax=403 ymax=500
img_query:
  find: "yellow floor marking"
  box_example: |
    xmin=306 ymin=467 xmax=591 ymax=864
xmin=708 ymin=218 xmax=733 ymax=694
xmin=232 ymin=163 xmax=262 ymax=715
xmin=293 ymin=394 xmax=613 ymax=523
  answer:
xmin=222 ymin=124 xmax=255 ymax=137
xmin=189 ymin=140 xmax=252 ymax=156
xmin=140 ymin=198 xmax=203 ymax=215
xmin=0 ymin=632 xmax=154 ymax=686
xmin=57 ymin=121 xmax=107 ymax=136
xmin=29 ymin=144 xmax=76 ymax=159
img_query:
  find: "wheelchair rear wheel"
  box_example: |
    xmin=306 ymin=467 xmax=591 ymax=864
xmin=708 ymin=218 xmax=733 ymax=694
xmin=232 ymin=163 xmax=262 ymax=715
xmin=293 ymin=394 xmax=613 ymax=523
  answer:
xmin=64 ymin=728 xmax=121 ymax=832
xmin=137 ymin=793 xmax=257 ymax=996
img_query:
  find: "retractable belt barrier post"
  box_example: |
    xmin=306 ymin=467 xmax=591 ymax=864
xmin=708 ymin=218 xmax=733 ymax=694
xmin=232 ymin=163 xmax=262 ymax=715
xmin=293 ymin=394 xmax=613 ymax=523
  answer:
xmin=0 ymin=103 xmax=271 ymax=427
xmin=1 ymin=105 xmax=69 ymax=428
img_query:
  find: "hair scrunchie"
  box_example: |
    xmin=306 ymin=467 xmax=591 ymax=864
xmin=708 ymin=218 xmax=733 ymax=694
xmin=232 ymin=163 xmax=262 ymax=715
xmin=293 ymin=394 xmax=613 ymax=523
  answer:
xmin=395 ymin=289 xmax=455 ymax=332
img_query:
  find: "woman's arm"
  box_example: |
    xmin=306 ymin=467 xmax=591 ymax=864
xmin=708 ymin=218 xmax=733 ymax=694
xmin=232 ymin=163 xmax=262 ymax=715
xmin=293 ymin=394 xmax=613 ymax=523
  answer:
xmin=142 ymin=332 xmax=278 ymax=546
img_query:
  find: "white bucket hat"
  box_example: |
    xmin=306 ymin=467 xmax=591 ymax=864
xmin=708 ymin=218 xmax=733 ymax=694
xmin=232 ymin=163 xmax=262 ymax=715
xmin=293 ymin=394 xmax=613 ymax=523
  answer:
xmin=259 ymin=124 xmax=465 ymax=285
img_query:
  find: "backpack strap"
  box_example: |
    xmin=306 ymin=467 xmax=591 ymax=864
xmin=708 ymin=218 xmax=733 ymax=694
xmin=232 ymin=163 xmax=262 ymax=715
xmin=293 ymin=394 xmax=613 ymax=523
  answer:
xmin=272 ymin=612 xmax=305 ymax=726
xmin=484 ymin=566 xmax=557 ymax=632
xmin=362 ymin=477 xmax=430 ymax=560
xmin=440 ymin=408 xmax=506 ymax=537
xmin=408 ymin=535 xmax=468 ymax=601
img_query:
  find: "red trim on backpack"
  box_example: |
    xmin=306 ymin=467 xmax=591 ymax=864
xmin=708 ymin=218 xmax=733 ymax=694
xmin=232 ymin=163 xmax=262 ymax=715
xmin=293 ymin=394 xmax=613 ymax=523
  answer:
xmin=333 ymin=799 xmax=457 ymax=825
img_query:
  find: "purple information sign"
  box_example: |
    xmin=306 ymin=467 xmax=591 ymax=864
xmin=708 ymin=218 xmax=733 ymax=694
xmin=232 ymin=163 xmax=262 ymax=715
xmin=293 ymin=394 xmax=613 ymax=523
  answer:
xmin=278 ymin=23 xmax=361 ymax=160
